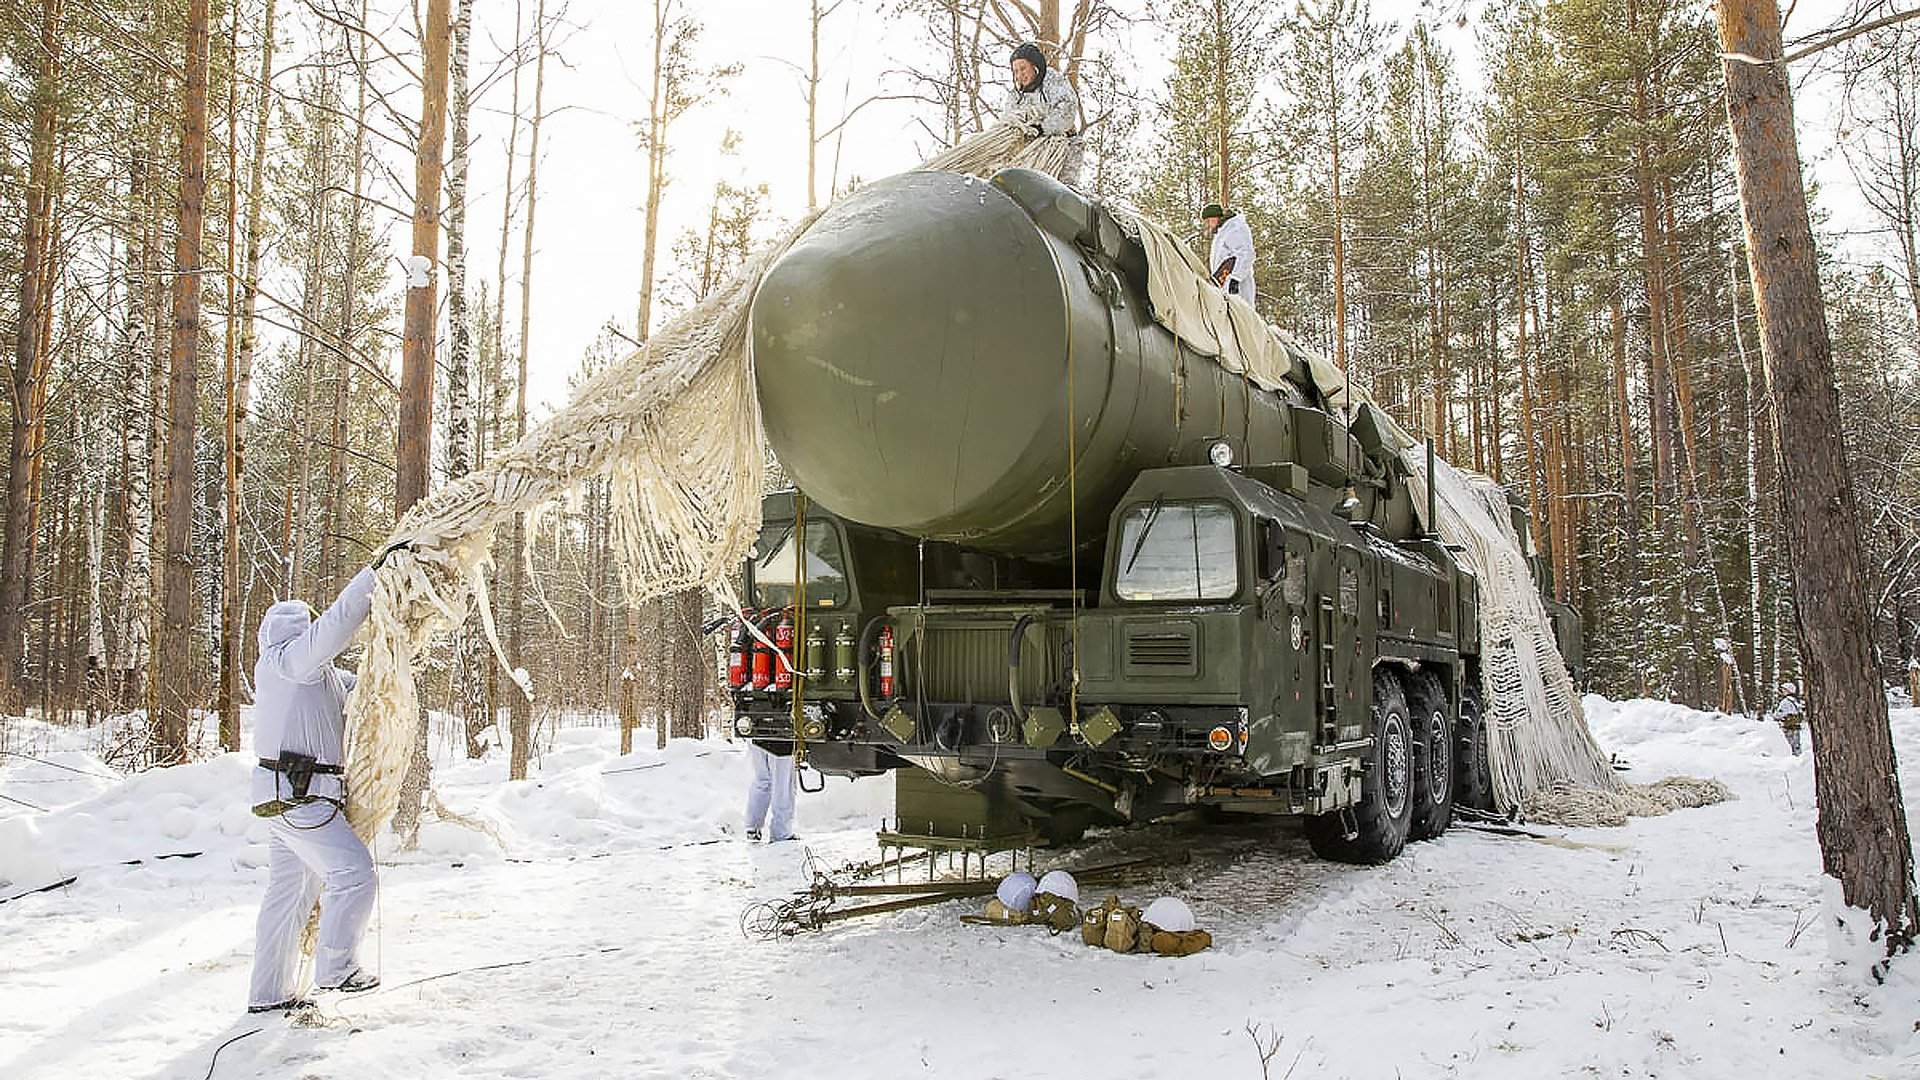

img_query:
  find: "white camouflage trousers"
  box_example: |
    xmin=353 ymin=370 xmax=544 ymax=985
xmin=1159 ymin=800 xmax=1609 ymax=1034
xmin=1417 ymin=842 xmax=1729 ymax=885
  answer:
xmin=745 ymin=743 xmax=797 ymax=841
xmin=247 ymin=800 xmax=377 ymax=1006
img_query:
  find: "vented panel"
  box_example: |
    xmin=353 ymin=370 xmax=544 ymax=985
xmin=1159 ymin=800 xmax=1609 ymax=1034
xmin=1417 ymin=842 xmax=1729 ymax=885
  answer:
xmin=906 ymin=624 xmax=1055 ymax=703
xmin=1123 ymin=621 xmax=1198 ymax=677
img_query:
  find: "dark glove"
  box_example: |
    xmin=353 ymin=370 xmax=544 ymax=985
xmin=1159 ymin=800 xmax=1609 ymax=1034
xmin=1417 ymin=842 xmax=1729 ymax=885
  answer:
xmin=373 ymin=540 xmax=414 ymax=570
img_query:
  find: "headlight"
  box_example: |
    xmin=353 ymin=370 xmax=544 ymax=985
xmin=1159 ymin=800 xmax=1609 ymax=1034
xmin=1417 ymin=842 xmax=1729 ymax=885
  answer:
xmin=1208 ymin=440 xmax=1234 ymax=468
xmin=734 ymin=715 xmax=753 ymax=737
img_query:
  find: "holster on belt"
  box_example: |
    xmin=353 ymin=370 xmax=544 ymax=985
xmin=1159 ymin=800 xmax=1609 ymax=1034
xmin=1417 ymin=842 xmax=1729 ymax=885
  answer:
xmin=252 ymin=752 xmax=344 ymax=817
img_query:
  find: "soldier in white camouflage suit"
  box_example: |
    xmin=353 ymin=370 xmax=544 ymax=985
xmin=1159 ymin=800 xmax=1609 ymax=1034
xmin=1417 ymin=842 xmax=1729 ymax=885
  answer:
xmin=1002 ymin=42 xmax=1083 ymax=186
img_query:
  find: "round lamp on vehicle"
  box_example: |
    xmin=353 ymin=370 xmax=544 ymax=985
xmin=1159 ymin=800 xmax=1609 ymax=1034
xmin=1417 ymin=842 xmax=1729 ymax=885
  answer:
xmin=734 ymin=716 xmax=754 ymax=737
xmin=1207 ymin=440 xmax=1234 ymax=468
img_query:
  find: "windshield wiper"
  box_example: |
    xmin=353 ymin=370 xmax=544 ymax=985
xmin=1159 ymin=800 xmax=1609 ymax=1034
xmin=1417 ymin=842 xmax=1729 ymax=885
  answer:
xmin=1123 ymin=496 xmax=1166 ymax=575
xmin=757 ymin=520 xmax=795 ymax=570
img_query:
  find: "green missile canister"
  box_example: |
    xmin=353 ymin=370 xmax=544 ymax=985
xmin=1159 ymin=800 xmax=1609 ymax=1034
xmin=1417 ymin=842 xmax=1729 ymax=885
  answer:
xmin=750 ymin=168 xmax=1323 ymax=561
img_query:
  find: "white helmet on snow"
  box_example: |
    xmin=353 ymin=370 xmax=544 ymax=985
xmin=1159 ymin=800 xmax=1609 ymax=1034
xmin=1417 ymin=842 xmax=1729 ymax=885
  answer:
xmin=1142 ymin=896 xmax=1196 ymax=933
xmin=995 ymin=871 xmax=1037 ymax=912
xmin=1035 ymin=869 xmax=1079 ymax=904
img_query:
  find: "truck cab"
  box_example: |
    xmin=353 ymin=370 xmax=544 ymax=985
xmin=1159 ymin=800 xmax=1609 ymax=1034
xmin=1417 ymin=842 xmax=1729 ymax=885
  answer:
xmin=728 ymin=457 xmax=1486 ymax=862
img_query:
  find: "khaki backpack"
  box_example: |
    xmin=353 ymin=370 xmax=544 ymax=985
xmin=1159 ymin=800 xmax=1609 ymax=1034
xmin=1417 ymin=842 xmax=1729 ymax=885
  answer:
xmin=1103 ymin=904 xmax=1144 ymax=953
xmin=1029 ymin=891 xmax=1079 ymax=934
xmin=1148 ymin=928 xmax=1213 ymax=956
xmin=1082 ymin=897 xmax=1119 ymax=946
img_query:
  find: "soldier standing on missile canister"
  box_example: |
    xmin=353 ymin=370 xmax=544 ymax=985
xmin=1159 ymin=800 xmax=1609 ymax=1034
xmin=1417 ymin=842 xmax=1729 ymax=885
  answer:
xmin=1002 ymin=41 xmax=1083 ymax=186
xmin=1203 ymin=204 xmax=1257 ymax=306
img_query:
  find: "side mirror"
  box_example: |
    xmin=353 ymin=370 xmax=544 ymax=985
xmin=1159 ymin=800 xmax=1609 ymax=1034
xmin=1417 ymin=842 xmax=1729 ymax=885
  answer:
xmin=1259 ymin=521 xmax=1287 ymax=582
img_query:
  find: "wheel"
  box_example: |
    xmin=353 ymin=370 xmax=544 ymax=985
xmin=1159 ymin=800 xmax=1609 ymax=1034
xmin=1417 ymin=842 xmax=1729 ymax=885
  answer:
xmin=1406 ymin=671 xmax=1455 ymax=841
xmin=1454 ymin=674 xmax=1494 ymax=813
xmin=1306 ymin=670 xmax=1414 ymax=864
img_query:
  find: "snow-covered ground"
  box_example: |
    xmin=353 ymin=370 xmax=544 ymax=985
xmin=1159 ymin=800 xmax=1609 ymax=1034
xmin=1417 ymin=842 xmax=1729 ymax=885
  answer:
xmin=2 ymin=698 xmax=1916 ymax=1079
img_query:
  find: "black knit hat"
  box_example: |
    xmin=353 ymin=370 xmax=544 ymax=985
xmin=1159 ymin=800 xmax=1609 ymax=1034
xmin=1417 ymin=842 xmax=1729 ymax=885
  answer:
xmin=1201 ymin=203 xmax=1226 ymax=221
xmin=1010 ymin=42 xmax=1047 ymax=86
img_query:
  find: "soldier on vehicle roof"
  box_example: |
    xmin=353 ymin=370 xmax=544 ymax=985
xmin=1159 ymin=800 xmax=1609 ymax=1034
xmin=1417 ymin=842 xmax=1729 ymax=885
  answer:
xmin=1202 ymin=203 xmax=1256 ymax=306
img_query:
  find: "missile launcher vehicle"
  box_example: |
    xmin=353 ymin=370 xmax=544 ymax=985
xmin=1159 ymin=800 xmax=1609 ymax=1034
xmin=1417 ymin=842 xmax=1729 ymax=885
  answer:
xmin=728 ymin=167 xmax=1576 ymax=863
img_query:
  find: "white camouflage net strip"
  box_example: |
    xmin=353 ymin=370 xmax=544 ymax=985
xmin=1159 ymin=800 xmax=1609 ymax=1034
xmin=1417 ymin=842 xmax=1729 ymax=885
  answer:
xmin=340 ymin=125 xmax=1075 ymax=845
xmin=1406 ymin=454 xmax=1729 ymax=825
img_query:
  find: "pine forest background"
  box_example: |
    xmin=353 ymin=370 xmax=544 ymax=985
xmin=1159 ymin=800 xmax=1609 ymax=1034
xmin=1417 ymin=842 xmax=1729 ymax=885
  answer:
xmin=1 ymin=0 xmax=1917 ymax=785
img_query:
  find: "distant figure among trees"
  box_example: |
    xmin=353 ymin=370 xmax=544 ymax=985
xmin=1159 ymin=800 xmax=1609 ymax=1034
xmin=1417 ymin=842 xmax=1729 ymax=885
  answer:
xmin=1769 ymin=680 xmax=1804 ymax=757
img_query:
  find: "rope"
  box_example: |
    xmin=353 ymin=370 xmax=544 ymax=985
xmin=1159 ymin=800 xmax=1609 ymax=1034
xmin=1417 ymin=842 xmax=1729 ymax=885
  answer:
xmin=792 ymin=493 xmax=807 ymax=765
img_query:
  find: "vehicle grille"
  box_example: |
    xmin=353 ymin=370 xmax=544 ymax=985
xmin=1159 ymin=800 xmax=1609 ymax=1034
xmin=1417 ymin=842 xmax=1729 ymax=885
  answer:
xmin=1124 ymin=622 xmax=1198 ymax=676
xmin=906 ymin=624 xmax=1056 ymax=704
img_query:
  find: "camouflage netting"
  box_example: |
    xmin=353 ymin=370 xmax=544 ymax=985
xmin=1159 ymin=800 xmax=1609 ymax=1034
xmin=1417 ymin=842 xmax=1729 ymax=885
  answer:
xmin=338 ymin=122 xmax=1081 ymax=848
xmin=339 ymin=116 xmax=1720 ymax=874
xmin=1117 ymin=197 xmax=1726 ymax=828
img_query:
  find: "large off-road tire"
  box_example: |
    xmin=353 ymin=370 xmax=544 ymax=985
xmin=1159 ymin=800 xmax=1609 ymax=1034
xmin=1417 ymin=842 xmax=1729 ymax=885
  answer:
xmin=1454 ymin=674 xmax=1494 ymax=814
xmin=1406 ymin=671 xmax=1455 ymax=841
xmin=1306 ymin=670 xmax=1414 ymax=864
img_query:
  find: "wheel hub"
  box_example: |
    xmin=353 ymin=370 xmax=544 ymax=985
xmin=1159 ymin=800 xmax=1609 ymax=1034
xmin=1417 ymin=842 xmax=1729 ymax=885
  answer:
xmin=1427 ymin=711 xmax=1450 ymax=804
xmin=1384 ymin=717 xmax=1409 ymax=816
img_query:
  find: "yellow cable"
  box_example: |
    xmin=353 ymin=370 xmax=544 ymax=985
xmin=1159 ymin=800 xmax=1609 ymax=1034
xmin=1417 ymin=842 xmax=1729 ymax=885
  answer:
xmin=791 ymin=493 xmax=807 ymax=765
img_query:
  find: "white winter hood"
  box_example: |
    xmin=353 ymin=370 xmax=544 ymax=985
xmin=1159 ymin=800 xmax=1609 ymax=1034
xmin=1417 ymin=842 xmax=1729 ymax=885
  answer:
xmin=259 ymin=600 xmax=313 ymax=650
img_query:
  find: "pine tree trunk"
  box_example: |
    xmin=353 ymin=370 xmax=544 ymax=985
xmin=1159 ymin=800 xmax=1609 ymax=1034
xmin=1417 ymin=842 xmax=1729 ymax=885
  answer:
xmin=1213 ymin=0 xmax=1230 ymax=204
xmin=638 ymin=0 xmax=667 ymax=340
xmin=1 ymin=0 xmax=62 ymax=708
xmin=1609 ymin=287 xmax=1638 ymax=568
xmin=217 ymin=0 xmax=243 ymax=751
xmin=157 ymin=0 xmax=212 ymax=764
xmin=398 ymin=0 xmax=449 ymax=515
xmin=395 ymin=0 xmax=452 ymax=830
xmin=228 ymin=0 xmax=277 ymax=708
xmin=324 ymin=15 xmax=369 ymax=600
xmin=1718 ymin=0 xmax=1919 ymax=957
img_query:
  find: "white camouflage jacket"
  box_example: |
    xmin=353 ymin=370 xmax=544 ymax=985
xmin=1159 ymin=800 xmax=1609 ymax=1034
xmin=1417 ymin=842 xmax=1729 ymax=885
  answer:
xmin=1002 ymin=67 xmax=1080 ymax=136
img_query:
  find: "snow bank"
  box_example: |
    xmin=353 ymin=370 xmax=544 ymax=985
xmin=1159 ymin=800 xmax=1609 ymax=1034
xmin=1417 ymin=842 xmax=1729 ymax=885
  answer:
xmin=2 ymin=714 xmax=891 ymax=895
xmin=399 ymin=726 xmax=892 ymax=863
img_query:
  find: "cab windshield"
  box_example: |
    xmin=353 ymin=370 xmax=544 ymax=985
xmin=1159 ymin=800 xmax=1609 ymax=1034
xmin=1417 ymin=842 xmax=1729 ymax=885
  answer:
xmin=751 ymin=520 xmax=849 ymax=608
xmin=1113 ymin=500 xmax=1239 ymax=602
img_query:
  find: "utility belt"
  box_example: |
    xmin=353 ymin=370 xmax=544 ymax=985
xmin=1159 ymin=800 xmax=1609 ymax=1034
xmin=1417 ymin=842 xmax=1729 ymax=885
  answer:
xmin=252 ymin=752 xmax=345 ymax=818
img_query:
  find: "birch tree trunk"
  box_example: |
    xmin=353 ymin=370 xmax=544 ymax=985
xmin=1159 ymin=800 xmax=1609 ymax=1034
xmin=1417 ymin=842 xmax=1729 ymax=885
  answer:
xmin=508 ymin=0 xmax=549 ymax=781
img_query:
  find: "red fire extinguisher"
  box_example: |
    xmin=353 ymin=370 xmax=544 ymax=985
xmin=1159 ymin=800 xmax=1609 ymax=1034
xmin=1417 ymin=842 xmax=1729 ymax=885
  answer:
xmin=773 ymin=610 xmax=795 ymax=691
xmin=726 ymin=617 xmax=748 ymax=688
xmin=878 ymin=624 xmax=895 ymax=698
xmin=750 ymin=609 xmax=774 ymax=690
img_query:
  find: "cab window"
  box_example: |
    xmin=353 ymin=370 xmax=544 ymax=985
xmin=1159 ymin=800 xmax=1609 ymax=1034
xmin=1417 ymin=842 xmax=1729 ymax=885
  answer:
xmin=752 ymin=520 xmax=849 ymax=608
xmin=1114 ymin=501 xmax=1239 ymax=602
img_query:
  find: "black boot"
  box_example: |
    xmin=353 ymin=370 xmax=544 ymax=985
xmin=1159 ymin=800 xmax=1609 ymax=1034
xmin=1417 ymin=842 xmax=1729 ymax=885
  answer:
xmin=319 ymin=969 xmax=380 ymax=993
xmin=246 ymin=997 xmax=314 ymax=1014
